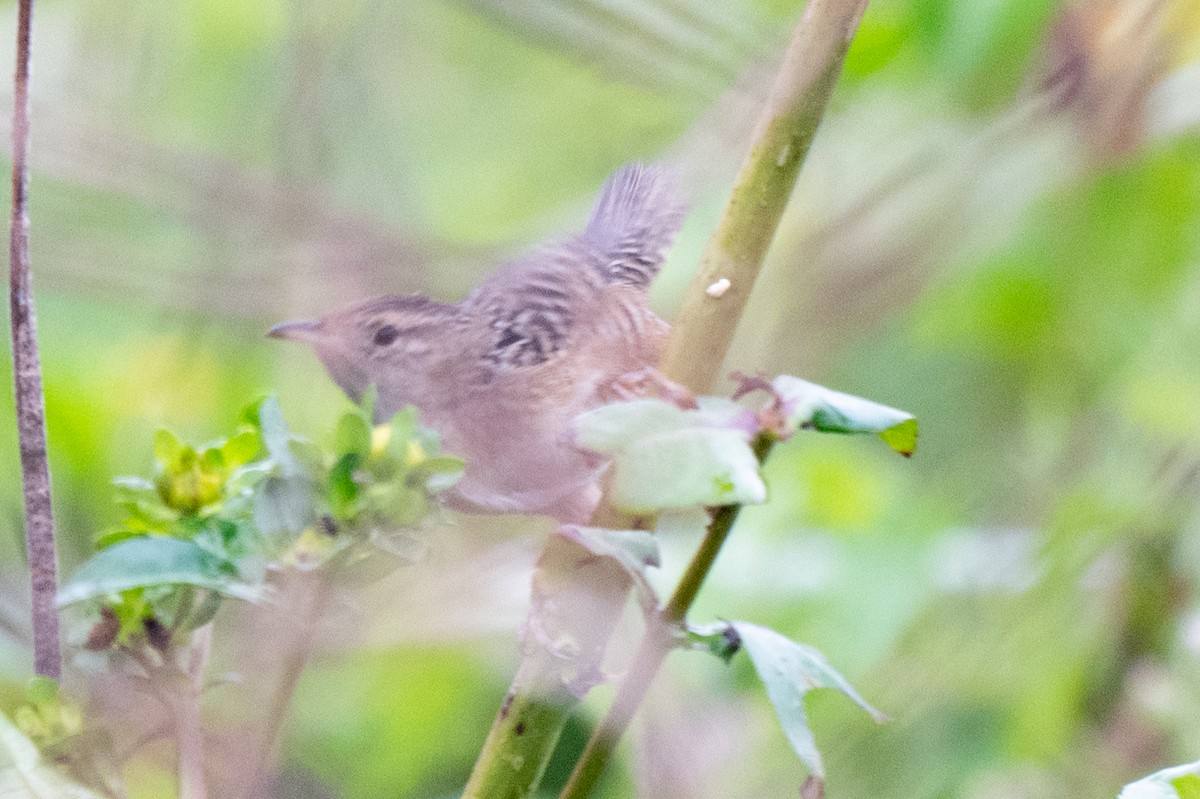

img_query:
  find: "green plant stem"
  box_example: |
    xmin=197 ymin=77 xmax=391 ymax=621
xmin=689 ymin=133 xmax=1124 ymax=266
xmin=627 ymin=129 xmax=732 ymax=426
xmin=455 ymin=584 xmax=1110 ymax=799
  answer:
xmin=660 ymin=0 xmax=870 ymax=394
xmin=557 ymin=436 xmax=775 ymax=799
xmin=460 ymin=651 xmax=582 ymax=799
xmin=462 ymin=536 xmax=633 ymax=799
xmin=461 ymin=0 xmax=864 ymax=792
xmin=8 ymin=0 xmax=62 ymax=680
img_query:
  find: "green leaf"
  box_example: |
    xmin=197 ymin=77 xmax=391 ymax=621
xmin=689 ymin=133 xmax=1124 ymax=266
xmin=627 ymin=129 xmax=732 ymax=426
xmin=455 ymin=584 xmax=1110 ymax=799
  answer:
xmin=335 ymin=412 xmax=372 ymax=459
xmin=576 ymin=399 xmax=765 ymax=511
xmin=687 ymin=621 xmax=741 ymax=663
xmin=359 ymin=385 xmax=379 ymax=426
xmin=1120 ymin=762 xmax=1200 ymax=799
xmin=254 ymin=475 xmax=317 ymax=536
xmin=257 ymin=396 xmax=302 ymax=476
xmin=408 ymin=455 xmax=465 ymax=493
xmin=611 ymin=428 xmax=765 ymax=511
xmin=328 ymin=454 xmax=362 ymax=519
xmin=57 ymin=537 xmax=260 ymax=607
xmin=772 ymin=376 xmax=918 ymax=456
xmin=574 ymin=399 xmax=694 ymax=453
xmin=222 ymin=428 xmax=262 ymax=468
xmin=152 ymin=429 xmax=183 ymax=469
xmin=732 ymin=621 xmax=887 ymax=778
xmin=24 ymin=679 xmax=57 ymax=708
xmin=199 ymin=446 xmax=225 ymax=474
xmin=877 ymin=418 xmax=918 ymax=457
xmin=0 ymin=714 xmax=104 ymax=798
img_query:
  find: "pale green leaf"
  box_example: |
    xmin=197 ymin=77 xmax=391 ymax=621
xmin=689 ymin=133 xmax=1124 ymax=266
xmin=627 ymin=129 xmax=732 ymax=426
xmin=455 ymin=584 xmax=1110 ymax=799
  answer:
xmin=57 ymin=537 xmax=260 ymax=607
xmin=221 ymin=429 xmax=262 ymax=467
xmin=574 ymin=399 xmax=694 ymax=453
xmin=0 ymin=714 xmax=104 ymax=798
xmin=732 ymin=621 xmax=887 ymax=778
xmin=611 ymin=427 xmax=765 ymax=511
xmin=254 ymin=475 xmax=316 ymax=536
xmin=152 ymin=428 xmax=183 ymax=469
xmin=575 ymin=399 xmax=764 ymax=511
xmin=562 ymin=526 xmax=660 ymax=570
xmin=256 ymin=396 xmax=302 ymax=476
xmin=546 ymin=528 xmax=661 ymax=618
xmin=1120 ymin=762 xmax=1200 ymax=799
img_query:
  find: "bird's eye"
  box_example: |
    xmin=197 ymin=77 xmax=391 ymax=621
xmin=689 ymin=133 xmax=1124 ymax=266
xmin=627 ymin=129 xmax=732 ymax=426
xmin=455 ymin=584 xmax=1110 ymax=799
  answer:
xmin=373 ymin=324 xmax=400 ymax=347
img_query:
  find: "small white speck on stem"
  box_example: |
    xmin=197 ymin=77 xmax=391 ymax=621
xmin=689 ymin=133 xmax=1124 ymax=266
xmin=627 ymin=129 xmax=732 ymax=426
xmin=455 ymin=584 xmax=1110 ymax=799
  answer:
xmin=705 ymin=278 xmax=731 ymax=298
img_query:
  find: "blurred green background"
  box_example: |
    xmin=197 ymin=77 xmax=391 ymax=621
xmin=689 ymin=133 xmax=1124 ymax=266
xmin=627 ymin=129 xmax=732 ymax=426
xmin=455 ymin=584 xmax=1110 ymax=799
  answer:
xmin=0 ymin=0 xmax=1198 ymax=796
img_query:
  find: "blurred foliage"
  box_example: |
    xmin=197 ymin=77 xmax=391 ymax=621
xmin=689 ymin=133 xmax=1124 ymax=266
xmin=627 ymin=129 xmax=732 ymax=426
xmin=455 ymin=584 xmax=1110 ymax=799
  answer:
xmin=0 ymin=0 xmax=1192 ymax=796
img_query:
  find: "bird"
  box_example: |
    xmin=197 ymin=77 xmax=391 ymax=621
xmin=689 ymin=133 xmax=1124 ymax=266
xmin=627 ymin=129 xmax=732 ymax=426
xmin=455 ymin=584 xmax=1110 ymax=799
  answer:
xmin=268 ymin=164 xmax=688 ymax=523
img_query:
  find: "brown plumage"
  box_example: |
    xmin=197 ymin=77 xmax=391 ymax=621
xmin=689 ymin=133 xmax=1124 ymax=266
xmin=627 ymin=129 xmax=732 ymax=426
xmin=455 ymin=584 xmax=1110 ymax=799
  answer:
xmin=269 ymin=164 xmax=688 ymax=522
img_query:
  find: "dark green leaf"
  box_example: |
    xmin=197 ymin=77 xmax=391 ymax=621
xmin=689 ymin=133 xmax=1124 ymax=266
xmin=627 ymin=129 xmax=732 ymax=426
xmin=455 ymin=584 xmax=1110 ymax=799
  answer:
xmin=57 ymin=537 xmax=260 ymax=607
xmin=732 ymin=621 xmax=887 ymax=778
xmin=687 ymin=621 xmax=741 ymax=663
xmin=772 ymin=376 xmax=918 ymax=456
xmin=328 ymin=454 xmax=362 ymax=519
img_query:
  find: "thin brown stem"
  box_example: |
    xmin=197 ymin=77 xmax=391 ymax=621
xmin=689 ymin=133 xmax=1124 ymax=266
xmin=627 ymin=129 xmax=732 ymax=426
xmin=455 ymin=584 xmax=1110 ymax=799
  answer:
xmin=8 ymin=0 xmax=61 ymax=680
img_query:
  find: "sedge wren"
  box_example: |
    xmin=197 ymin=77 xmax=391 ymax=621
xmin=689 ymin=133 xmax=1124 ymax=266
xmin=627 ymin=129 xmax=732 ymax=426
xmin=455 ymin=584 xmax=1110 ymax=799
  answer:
xmin=269 ymin=164 xmax=687 ymax=523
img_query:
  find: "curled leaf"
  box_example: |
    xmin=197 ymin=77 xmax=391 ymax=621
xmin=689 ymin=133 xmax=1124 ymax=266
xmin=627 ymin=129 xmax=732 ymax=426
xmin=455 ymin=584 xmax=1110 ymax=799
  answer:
xmin=732 ymin=621 xmax=887 ymax=778
xmin=771 ymin=375 xmax=918 ymax=456
xmin=561 ymin=526 xmax=661 ymax=614
xmin=1120 ymin=761 xmax=1200 ymax=799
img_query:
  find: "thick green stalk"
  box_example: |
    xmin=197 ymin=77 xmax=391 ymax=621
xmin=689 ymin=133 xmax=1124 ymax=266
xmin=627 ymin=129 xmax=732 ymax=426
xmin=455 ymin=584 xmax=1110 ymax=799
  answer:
xmin=661 ymin=0 xmax=869 ymax=393
xmin=462 ymin=536 xmax=632 ymax=799
xmin=460 ymin=651 xmax=582 ymax=799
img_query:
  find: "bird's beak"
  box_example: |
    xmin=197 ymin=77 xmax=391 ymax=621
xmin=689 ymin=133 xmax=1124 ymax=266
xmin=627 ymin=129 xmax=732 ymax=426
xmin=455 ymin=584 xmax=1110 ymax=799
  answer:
xmin=267 ymin=319 xmax=323 ymax=341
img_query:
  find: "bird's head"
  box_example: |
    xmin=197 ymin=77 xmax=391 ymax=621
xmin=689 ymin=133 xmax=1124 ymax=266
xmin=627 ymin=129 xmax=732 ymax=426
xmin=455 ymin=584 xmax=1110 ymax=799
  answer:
xmin=269 ymin=295 xmax=464 ymax=422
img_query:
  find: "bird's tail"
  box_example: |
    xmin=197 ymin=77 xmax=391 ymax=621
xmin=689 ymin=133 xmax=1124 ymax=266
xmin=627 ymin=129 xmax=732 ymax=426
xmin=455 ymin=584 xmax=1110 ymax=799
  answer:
xmin=582 ymin=163 xmax=687 ymax=290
